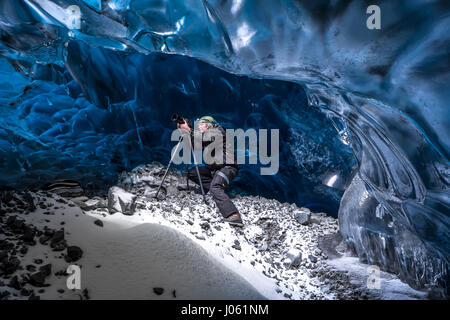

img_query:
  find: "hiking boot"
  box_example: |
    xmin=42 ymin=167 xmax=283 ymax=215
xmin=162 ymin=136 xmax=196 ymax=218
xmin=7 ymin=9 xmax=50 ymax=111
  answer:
xmin=224 ymin=213 xmax=244 ymax=227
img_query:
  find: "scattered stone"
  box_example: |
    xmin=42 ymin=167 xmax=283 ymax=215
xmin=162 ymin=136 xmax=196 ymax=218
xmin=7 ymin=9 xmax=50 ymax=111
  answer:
xmin=7 ymin=275 xmax=21 ymax=290
xmin=21 ymin=227 xmax=35 ymax=243
xmin=65 ymin=246 xmax=83 ymax=262
xmin=50 ymin=229 xmax=65 ymax=246
xmin=39 ymin=235 xmax=51 ymax=245
xmin=22 ymin=192 xmax=36 ymax=211
xmin=82 ymin=288 xmax=90 ymax=300
xmin=94 ymin=219 xmax=103 ymax=227
xmin=153 ymin=287 xmax=164 ymax=295
xmin=108 ymin=186 xmax=137 ymax=215
xmin=200 ymin=221 xmax=210 ymax=230
xmin=44 ymin=180 xmax=84 ymax=198
xmin=2 ymin=257 xmax=21 ymax=275
xmin=20 ymin=288 xmax=32 ymax=297
xmin=26 ymin=265 xmax=36 ymax=272
xmin=232 ymin=240 xmax=241 ymax=251
xmin=292 ymin=208 xmax=310 ymax=225
xmin=28 ymin=271 xmax=50 ymax=287
xmin=28 ymin=293 xmax=40 ymax=300
xmin=39 ymin=264 xmax=52 ymax=277
xmin=285 ymin=248 xmax=302 ymax=268
xmin=308 ymin=255 xmax=318 ymax=263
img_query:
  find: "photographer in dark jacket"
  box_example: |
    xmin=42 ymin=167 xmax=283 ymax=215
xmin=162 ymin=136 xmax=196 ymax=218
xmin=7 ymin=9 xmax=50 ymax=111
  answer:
xmin=178 ymin=116 xmax=243 ymax=227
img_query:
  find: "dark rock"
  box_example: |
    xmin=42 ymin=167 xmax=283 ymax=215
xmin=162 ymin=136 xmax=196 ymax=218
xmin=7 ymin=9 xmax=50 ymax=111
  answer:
xmin=308 ymin=255 xmax=318 ymax=263
xmin=200 ymin=221 xmax=210 ymax=230
xmin=65 ymin=246 xmax=83 ymax=262
xmin=0 ymin=240 xmax=14 ymax=250
xmin=26 ymin=265 xmax=36 ymax=272
xmin=0 ymin=290 xmax=11 ymax=300
xmin=317 ymin=233 xmax=346 ymax=259
xmin=43 ymin=226 xmax=54 ymax=237
xmin=20 ymin=288 xmax=32 ymax=296
xmin=50 ymin=229 xmax=66 ymax=251
xmin=8 ymin=275 xmax=21 ymax=290
xmin=232 ymin=240 xmax=241 ymax=251
xmin=2 ymin=257 xmax=21 ymax=275
xmin=50 ymin=229 xmax=64 ymax=246
xmin=0 ymin=250 xmax=7 ymax=261
xmin=39 ymin=264 xmax=52 ymax=277
xmin=21 ymin=227 xmax=35 ymax=243
xmin=28 ymin=271 xmax=50 ymax=287
xmin=11 ymin=218 xmax=25 ymax=231
xmin=44 ymin=180 xmax=84 ymax=198
xmin=292 ymin=209 xmax=310 ymax=225
xmin=55 ymin=270 xmax=69 ymax=277
xmin=153 ymin=287 xmax=164 ymax=295
xmin=57 ymin=289 xmax=65 ymax=294
xmin=39 ymin=235 xmax=51 ymax=245
xmin=195 ymin=234 xmax=205 ymax=240
xmin=33 ymin=259 xmax=43 ymax=265
xmin=5 ymin=215 xmax=17 ymax=226
xmin=172 ymin=290 xmax=176 ymax=298
xmin=0 ymin=191 xmax=14 ymax=204
xmin=94 ymin=219 xmax=103 ymax=227
xmin=28 ymin=293 xmax=40 ymax=300
xmin=22 ymin=192 xmax=36 ymax=211
xmin=82 ymin=288 xmax=90 ymax=300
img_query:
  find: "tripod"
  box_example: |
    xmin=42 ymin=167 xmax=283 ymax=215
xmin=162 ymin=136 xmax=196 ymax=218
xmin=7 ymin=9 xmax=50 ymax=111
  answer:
xmin=155 ymin=131 xmax=206 ymax=203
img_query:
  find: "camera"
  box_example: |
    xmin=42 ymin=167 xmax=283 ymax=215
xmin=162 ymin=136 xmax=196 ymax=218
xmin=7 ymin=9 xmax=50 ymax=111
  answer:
xmin=171 ymin=113 xmax=185 ymax=125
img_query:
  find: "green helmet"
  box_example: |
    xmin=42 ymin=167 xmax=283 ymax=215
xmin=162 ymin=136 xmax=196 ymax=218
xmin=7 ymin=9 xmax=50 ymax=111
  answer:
xmin=198 ymin=115 xmax=216 ymax=124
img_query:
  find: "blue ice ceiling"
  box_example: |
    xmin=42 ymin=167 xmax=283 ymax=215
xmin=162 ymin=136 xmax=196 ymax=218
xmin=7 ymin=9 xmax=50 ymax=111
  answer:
xmin=0 ymin=0 xmax=449 ymax=294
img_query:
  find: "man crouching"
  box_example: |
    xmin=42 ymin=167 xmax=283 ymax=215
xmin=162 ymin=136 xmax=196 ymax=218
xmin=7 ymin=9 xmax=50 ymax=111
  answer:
xmin=178 ymin=116 xmax=244 ymax=227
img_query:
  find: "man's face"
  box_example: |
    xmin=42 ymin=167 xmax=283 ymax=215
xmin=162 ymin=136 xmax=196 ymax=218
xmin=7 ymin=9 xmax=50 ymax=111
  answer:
xmin=198 ymin=122 xmax=208 ymax=133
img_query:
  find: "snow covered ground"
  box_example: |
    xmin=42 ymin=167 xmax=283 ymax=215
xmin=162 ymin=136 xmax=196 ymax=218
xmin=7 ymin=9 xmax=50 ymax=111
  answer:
xmin=0 ymin=164 xmax=429 ymax=300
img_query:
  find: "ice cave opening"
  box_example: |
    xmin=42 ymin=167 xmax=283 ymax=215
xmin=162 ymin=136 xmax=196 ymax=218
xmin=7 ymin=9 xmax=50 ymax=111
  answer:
xmin=2 ymin=40 xmax=357 ymax=216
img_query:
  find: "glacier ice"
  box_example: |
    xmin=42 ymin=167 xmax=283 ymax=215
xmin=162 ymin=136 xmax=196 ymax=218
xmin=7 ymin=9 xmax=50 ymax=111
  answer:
xmin=0 ymin=0 xmax=449 ymax=294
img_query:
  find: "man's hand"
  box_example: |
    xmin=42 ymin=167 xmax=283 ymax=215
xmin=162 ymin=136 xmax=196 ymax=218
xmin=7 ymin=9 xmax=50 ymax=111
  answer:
xmin=178 ymin=121 xmax=191 ymax=131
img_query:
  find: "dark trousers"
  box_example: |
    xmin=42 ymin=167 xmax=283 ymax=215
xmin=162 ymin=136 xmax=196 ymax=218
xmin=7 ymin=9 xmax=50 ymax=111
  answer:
xmin=188 ymin=166 xmax=239 ymax=218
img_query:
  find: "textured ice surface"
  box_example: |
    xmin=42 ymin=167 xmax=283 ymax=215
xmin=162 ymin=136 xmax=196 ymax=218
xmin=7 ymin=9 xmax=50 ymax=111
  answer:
xmin=0 ymin=0 xmax=449 ymax=293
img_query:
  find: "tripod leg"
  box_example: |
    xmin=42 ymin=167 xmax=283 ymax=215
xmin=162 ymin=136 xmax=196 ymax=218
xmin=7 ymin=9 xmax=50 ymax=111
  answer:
xmin=190 ymin=141 xmax=206 ymax=203
xmin=185 ymin=164 xmax=189 ymax=191
xmin=155 ymin=136 xmax=183 ymax=199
